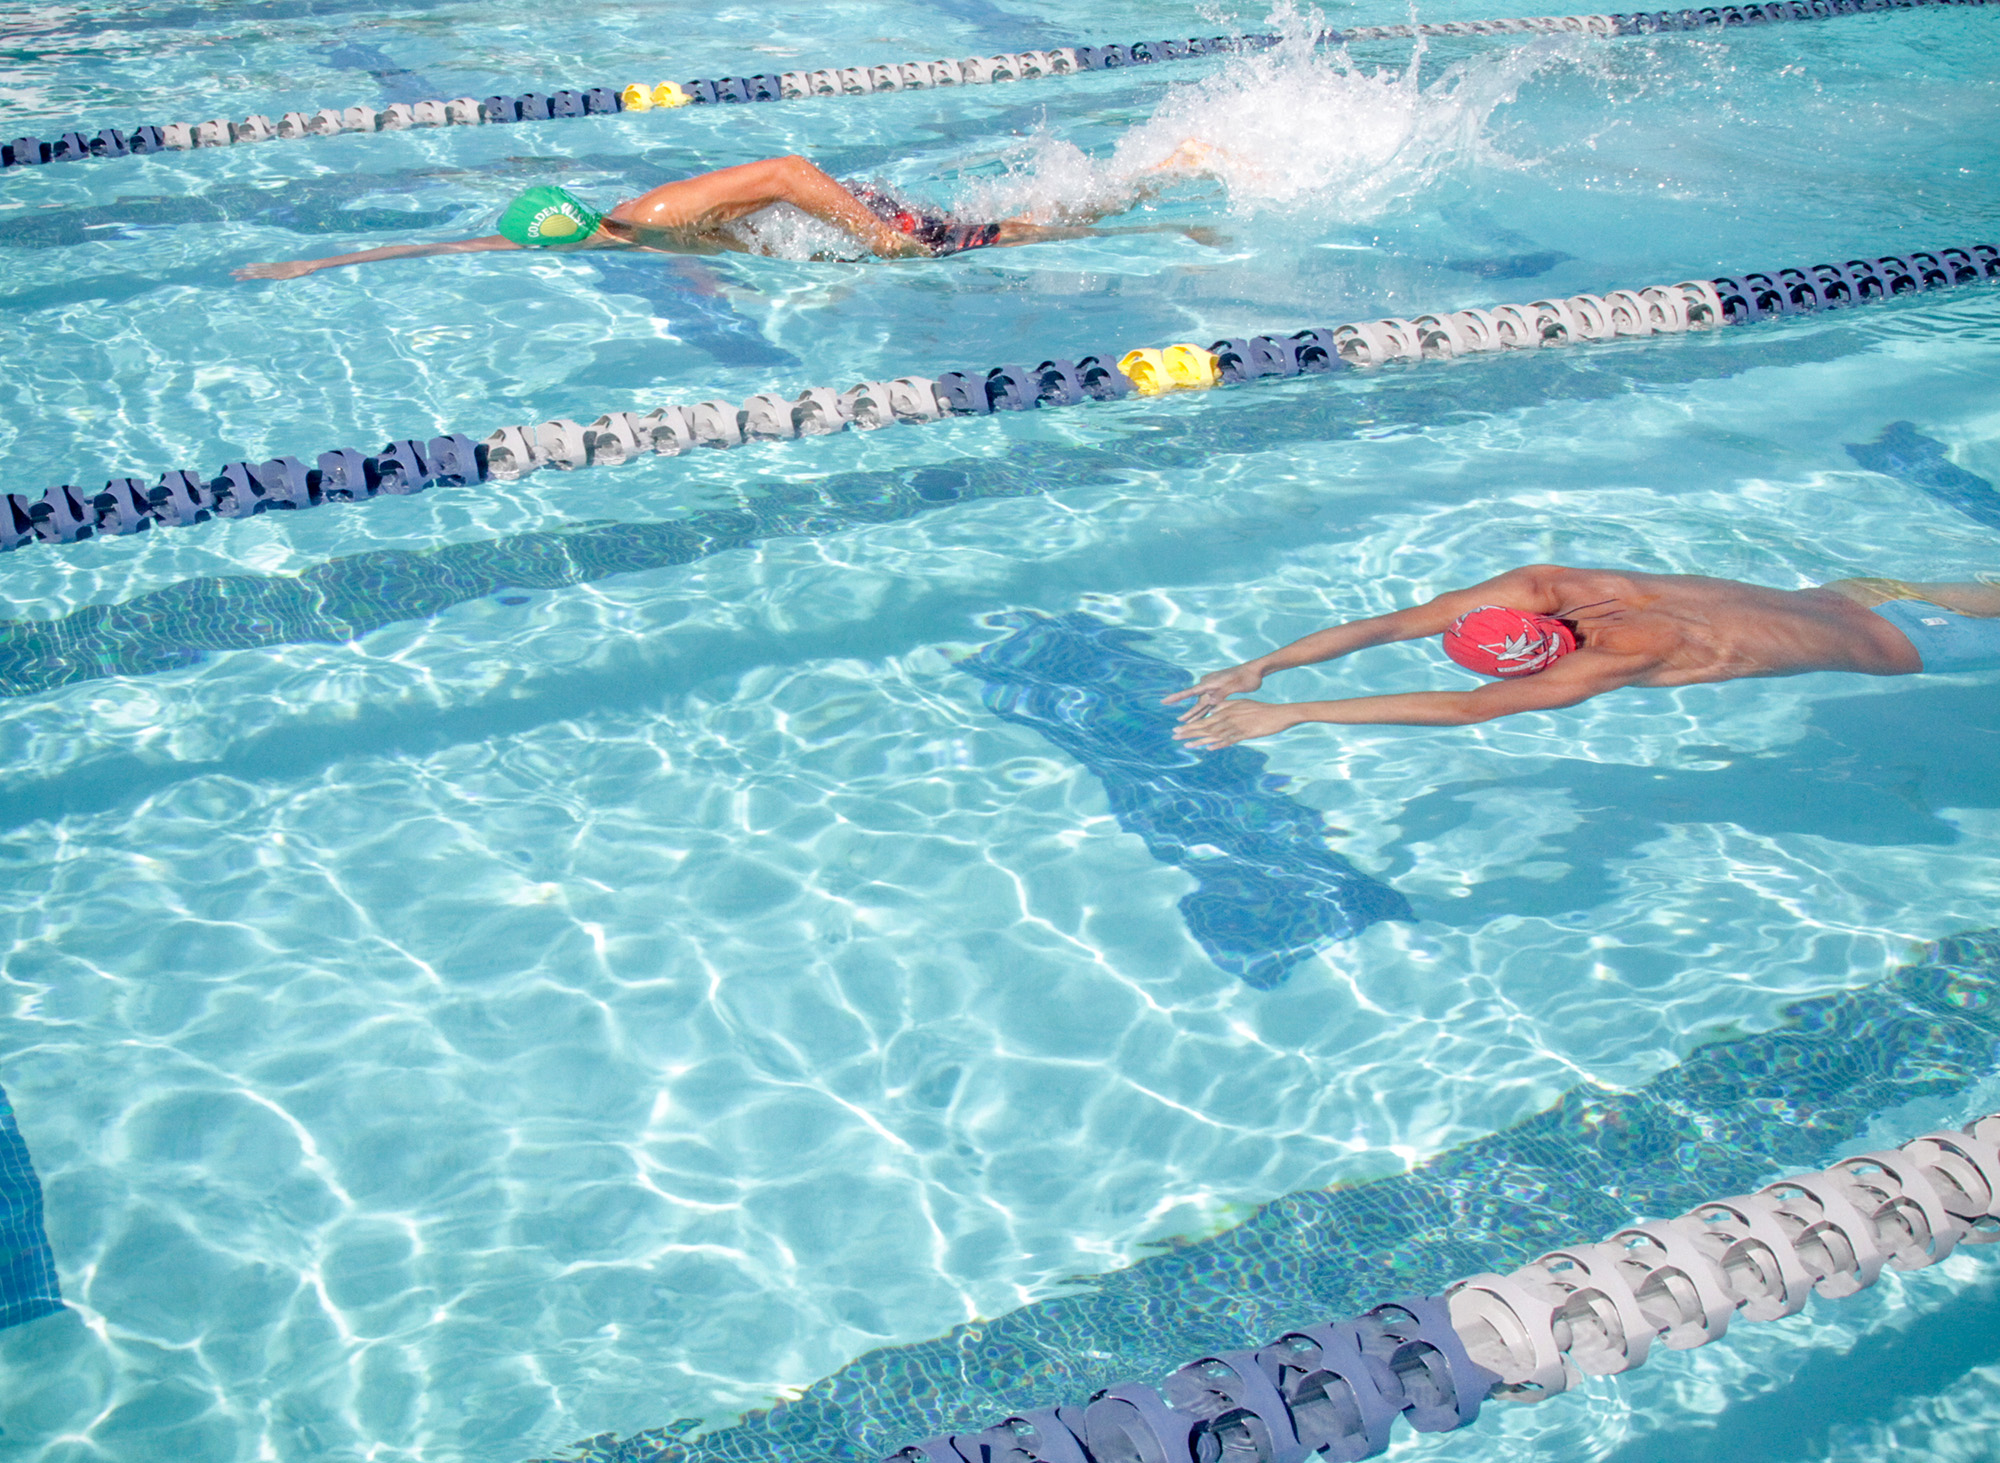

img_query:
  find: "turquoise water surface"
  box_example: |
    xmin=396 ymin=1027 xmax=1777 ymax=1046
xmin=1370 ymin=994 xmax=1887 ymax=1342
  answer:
xmin=1 ymin=2 xmax=1999 ymax=1460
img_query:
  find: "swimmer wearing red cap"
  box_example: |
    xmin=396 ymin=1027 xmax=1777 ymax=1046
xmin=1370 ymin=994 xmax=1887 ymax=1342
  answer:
xmin=1165 ymin=565 xmax=2000 ymax=749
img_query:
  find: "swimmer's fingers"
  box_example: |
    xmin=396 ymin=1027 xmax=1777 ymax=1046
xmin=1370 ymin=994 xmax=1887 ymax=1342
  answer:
xmin=1161 ymin=684 xmax=1228 ymax=714
xmin=1173 ymin=692 xmax=1228 ymax=723
xmin=1170 ymin=700 xmax=1298 ymax=750
xmin=1162 ymin=665 xmax=1264 ymax=711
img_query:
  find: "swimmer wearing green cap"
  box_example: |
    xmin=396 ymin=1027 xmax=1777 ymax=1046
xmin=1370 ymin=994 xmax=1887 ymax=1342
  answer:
xmin=233 ymin=147 xmax=1229 ymax=280
xmin=494 ymin=184 xmax=610 ymax=248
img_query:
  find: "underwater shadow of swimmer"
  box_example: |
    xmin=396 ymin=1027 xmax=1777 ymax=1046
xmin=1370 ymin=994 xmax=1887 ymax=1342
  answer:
xmin=583 ymin=256 xmax=799 ymax=372
xmin=1845 ymin=420 xmax=2000 ymax=533
xmin=1432 ymin=200 xmax=1573 ymax=281
xmin=321 ymin=39 xmax=446 ymax=105
xmin=919 ymin=0 xmax=1066 ymax=46
xmin=1438 ymin=249 xmax=1572 ymax=280
xmin=968 ymin=611 xmax=1414 ymax=988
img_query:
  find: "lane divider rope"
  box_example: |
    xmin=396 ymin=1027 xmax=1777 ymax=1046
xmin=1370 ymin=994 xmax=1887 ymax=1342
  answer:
xmin=5 ymin=244 xmax=1994 ymax=554
xmin=3 ymin=0 xmax=1990 ymax=171
xmin=886 ymin=1110 xmax=2000 ymax=1463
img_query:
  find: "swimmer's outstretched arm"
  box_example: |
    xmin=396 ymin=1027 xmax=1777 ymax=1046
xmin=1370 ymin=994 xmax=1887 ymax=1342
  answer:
xmin=234 ymin=235 xmax=522 ymax=280
xmin=1162 ymin=565 xmax=1576 ymax=718
xmin=1172 ymin=649 xmax=1646 ymax=748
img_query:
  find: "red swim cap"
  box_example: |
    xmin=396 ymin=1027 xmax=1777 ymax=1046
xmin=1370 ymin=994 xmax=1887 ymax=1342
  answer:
xmin=1442 ymin=606 xmax=1577 ymax=678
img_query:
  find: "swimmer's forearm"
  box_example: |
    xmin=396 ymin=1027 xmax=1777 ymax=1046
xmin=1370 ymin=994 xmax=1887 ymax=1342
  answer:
xmin=1175 ymin=689 xmax=1512 ymax=750
xmin=1278 ymin=661 xmax=1617 ymax=727
xmin=1245 ymin=614 xmax=1431 ymax=675
xmin=319 ymin=237 xmax=520 ymax=268
xmin=1278 ymin=692 xmax=1505 ymax=727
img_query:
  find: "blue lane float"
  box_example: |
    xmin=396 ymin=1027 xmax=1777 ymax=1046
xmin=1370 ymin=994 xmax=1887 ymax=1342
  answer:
xmin=892 ymin=1296 xmax=1492 ymax=1463
xmin=969 ymin=613 xmax=1414 ymax=988
xmin=4 ymin=243 xmax=1996 ymax=555
xmin=1 ymin=434 xmax=482 ymax=551
xmin=3 ymin=0 xmax=1991 ymax=172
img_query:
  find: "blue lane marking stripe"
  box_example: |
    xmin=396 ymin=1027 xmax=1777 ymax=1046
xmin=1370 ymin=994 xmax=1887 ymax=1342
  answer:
xmin=0 ymin=1085 xmax=62 ymax=1332
xmin=969 ymin=611 xmax=1414 ymax=987
xmin=1845 ymin=420 xmax=2000 ymax=532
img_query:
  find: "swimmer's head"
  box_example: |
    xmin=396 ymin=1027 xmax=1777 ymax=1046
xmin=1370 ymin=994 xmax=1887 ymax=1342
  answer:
xmin=1442 ymin=605 xmax=1577 ymax=678
xmin=497 ymin=185 xmax=606 ymax=248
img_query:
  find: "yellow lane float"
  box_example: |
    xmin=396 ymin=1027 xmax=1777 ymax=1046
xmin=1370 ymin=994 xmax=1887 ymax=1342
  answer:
xmin=1117 ymin=344 xmax=1220 ymax=395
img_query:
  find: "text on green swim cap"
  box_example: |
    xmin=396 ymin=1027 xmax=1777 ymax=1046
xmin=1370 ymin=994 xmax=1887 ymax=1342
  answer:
xmin=497 ymin=186 xmax=606 ymax=248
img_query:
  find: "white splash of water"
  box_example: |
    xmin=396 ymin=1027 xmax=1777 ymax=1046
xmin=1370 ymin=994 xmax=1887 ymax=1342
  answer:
xmin=959 ymin=8 xmax=1591 ymax=228
xmin=724 ymin=205 xmax=858 ymax=261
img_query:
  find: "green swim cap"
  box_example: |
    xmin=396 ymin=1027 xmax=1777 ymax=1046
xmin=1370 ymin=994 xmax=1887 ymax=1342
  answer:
xmin=496 ymin=185 xmax=605 ymax=248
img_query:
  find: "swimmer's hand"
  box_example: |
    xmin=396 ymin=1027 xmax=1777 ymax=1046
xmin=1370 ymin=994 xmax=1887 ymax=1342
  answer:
xmin=1170 ymin=699 xmax=1300 ymax=751
xmin=233 ymin=260 xmax=320 ymax=281
xmin=1162 ymin=663 xmax=1266 ymax=720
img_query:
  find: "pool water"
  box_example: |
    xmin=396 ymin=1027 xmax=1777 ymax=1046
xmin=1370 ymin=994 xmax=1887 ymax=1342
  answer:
xmin=1 ymin=2 xmax=1998 ymax=1461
